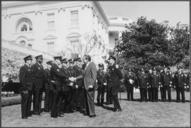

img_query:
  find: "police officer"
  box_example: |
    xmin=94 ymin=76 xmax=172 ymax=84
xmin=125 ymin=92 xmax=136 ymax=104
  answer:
xmin=32 ymin=55 xmax=45 ymax=115
xmin=163 ymin=67 xmax=172 ymax=102
xmin=124 ymin=69 xmax=136 ymax=101
xmin=44 ymin=61 xmax=53 ymax=112
xmin=147 ymin=68 xmax=153 ymax=101
xmin=151 ymin=68 xmax=160 ymax=102
xmin=73 ymin=57 xmax=85 ymax=110
xmin=67 ymin=59 xmax=76 ymax=111
xmin=19 ymin=55 xmax=33 ymax=119
xmin=50 ymin=56 xmax=68 ymax=118
xmin=97 ymin=64 xmax=107 ymax=106
xmin=138 ymin=68 xmax=148 ymax=102
xmin=177 ymin=69 xmax=185 ymax=102
xmin=159 ymin=69 xmax=165 ymax=101
xmin=106 ymin=56 xmax=123 ymax=112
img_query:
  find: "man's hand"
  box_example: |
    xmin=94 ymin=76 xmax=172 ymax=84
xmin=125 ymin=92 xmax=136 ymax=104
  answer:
xmin=69 ymin=77 xmax=76 ymax=82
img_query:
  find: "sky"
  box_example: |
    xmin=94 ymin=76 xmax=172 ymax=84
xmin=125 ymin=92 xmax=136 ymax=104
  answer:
xmin=100 ymin=1 xmax=189 ymax=26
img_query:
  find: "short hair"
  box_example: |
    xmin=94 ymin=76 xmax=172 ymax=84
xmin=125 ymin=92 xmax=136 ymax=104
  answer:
xmin=84 ymin=55 xmax=91 ymax=61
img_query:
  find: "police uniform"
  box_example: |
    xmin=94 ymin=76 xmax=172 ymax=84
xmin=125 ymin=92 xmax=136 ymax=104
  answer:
xmin=106 ymin=56 xmax=123 ymax=111
xmin=176 ymin=72 xmax=185 ymax=102
xmin=124 ymin=69 xmax=136 ymax=101
xmin=147 ymin=70 xmax=153 ymax=101
xmin=163 ymin=71 xmax=172 ymax=101
xmin=31 ymin=55 xmax=45 ymax=115
xmin=138 ymin=71 xmax=148 ymax=102
xmin=151 ymin=71 xmax=160 ymax=101
xmin=44 ymin=61 xmax=53 ymax=112
xmin=97 ymin=64 xmax=107 ymax=106
xmin=19 ymin=55 xmax=33 ymax=119
xmin=50 ymin=56 xmax=68 ymax=118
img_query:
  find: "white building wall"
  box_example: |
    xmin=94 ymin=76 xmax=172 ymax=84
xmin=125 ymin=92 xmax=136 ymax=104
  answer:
xmin=2 ymin=1 xmax=109 ymax=63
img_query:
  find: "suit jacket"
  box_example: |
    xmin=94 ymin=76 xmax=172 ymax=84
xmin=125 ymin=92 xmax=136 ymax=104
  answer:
xmin=19 ymin=64 xmax=33 ymax=91
xmin=83 ymin=62 xmax=97 ymax=90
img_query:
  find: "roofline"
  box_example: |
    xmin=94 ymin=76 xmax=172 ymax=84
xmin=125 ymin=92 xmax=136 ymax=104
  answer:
xmin=93 ymin=1 xmax=110 ymax=26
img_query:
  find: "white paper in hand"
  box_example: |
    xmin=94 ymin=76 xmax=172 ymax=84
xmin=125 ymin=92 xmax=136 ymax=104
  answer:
xmin=129 ymin=79 xmax=134 ymax=84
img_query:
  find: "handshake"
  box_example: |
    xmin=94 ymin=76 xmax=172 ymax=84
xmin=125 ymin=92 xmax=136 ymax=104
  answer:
xmin=69 ymin=77 xmax=77 ymax=82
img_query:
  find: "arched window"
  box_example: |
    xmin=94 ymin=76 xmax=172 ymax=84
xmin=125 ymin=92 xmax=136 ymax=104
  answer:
xmin=16 ymin=17 xmax=33 ymax=32
xmin=20 ymin=40 xmax=26 ymax=45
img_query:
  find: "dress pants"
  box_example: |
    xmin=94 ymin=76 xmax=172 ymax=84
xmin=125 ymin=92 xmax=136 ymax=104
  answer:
xmin=85 ymin=88 xmax=95 ymax=116
xmin=21 ymin=90 xmax=32 ymax=118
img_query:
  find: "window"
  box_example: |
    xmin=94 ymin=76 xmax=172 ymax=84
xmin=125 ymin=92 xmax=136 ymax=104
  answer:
xmin=20 ymin=40 xmax=26 ymax=45
xmin=48 ymin=21 xmax=55 ymax=29
xmin=21 ymin=24 xmax=27 ymax=31
xmin=28 ymin=43 xmax=32 ymax=48
xmin=16 ymin=18 xmax=33 ymax=32
xmin=47 ymin=41 xmax=54 ymax=50
xmin=47 ymin=12 xmax=55 ymax=18
xmin=70 ymin=39 xmax=80 ymax=53
xmin=70 ymin=10 xmax=79 ymax=28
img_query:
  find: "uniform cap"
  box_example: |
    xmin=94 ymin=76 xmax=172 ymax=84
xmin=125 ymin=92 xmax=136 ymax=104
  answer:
xmin=61 ymin=58 xmax=68 ymax=64
xmin=35 ymin=55 xmax=43 ymax=59
xmin=46 ymin=60 xmax=53 ymax=65
xmin=24 ymin=55 xmax=32 ymax=62
xmin=54 ymin=56 xmax=62 ymax=61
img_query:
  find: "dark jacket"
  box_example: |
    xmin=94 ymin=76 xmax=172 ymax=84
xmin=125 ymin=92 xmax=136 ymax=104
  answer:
xmin=138 ymin=72 xmax=148 ymax=88
xmin=151 ymin=73 xmax=160 ymax=88
xmin=124 ymin=72 xmax=137 ymax=88
xmin=163 ymin=72 xmax=171 ymax=87
xmin=19 ymin=64 xmax=33 ymax=91
xmin=50 ymin=63 xmax=68 ymax=91
xmin=177 ymin=73 xmax=185 ymax=88
xmin=31 ymin=62 xmax=45 ymax=89
xmin=106 ymin=65 xmax=123 ymax=91
xmin=97 ymin=69 xmax=107 ymax=86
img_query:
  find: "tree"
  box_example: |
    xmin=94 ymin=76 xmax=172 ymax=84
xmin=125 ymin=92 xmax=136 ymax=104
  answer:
xmin=167 ymin=23 xmax=189 ymax=67
xmin=115 ymin=17 xmax=174 ymax=70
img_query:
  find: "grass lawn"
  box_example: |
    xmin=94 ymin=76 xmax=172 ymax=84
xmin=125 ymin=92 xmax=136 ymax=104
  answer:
xmin=1 ymin=91 xmax=190 ymax=127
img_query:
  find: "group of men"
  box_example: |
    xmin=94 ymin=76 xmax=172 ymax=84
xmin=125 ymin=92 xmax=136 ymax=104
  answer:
xmin=124 ymin=67 xmax=189 ymax=102
xmin=19 ymin=54 xmax=123 ymax=119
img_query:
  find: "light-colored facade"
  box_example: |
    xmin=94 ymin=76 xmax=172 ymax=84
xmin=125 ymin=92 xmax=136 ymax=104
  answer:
xmin=2 ymin=1 xmax=109 ymax=64
xmin=108 ymin=17 xmax=132 ymax=50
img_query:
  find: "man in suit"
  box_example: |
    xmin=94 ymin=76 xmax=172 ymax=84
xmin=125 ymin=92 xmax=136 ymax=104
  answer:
xmin=44 ymin=61 xmax=53 ymax=112
xmin=71 ymin=55 xmax=97 ymax=117
xmin=106 ymin=56 xmax=123 ymax=112
xmin=32 ymin=55 xmax=45 ymax=115
xmin=19 ymin=55 xmax=33 ymax=119
xmin=96 ymin=64 xmax=107 ymax=106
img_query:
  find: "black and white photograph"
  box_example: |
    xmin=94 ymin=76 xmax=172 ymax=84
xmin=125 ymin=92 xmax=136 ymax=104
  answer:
xmin=1 ymin=1 xmax=190 ymax=127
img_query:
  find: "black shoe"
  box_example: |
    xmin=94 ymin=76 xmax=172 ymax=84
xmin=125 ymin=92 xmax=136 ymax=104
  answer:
xmin=22 ymin=117 xmax=28 ymax=119
xmin=89 ymin=115 xmax=96 ymax=118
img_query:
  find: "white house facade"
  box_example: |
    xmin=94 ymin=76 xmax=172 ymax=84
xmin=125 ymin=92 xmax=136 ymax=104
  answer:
xmin=2 ymin=1 xmax=131 ymax=64
xmin=2 ymin=1 xmax=110 ymax=63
